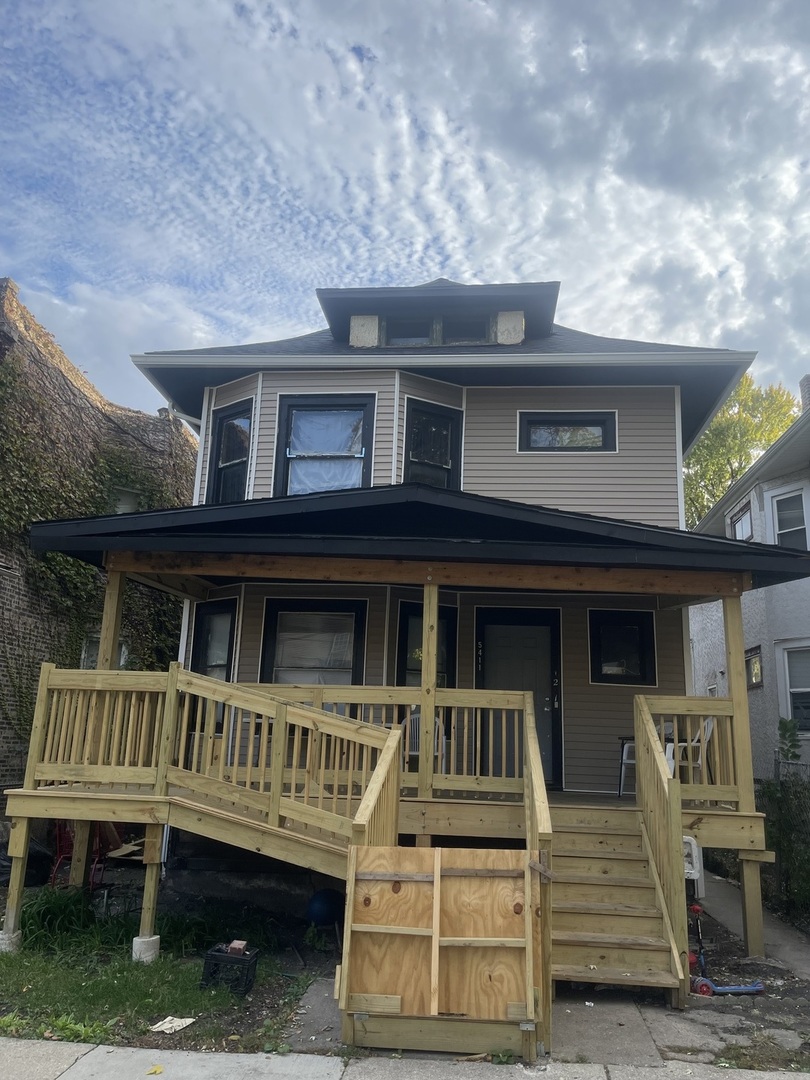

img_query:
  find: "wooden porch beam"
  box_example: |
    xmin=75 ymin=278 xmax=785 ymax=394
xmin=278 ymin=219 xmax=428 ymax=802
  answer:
xmin=107 ymin=551 xmax=749 ymax=598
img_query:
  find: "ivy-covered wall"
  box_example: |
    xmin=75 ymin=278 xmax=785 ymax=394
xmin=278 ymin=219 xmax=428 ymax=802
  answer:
xmin=0 ymin=278 xmax=197 ymax=811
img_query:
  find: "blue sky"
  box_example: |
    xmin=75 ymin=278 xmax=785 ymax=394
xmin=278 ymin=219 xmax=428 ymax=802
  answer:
xmin=2 ymin=0 xmax=810 ymax=413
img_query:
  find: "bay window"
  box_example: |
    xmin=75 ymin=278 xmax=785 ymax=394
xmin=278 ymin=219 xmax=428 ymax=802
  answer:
xmin=275 ymin=395 xmax=374 ymax=496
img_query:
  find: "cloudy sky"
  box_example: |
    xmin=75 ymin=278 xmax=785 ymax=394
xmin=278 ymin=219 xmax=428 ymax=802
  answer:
xmin=2 ymin=0 xmax=810 ymax=413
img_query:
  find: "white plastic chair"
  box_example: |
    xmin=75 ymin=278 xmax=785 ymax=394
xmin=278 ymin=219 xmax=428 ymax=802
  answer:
xmin=402 ymin=708 xmax=446 ymax=773
xmin=618 ymin=724 xmax=676 ymax=796
xmin=666 ymin=717 xmax=715 ymax=785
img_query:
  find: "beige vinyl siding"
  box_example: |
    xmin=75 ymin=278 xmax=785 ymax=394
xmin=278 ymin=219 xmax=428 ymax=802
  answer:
xmin=396 ymin=375 xmax=464 ymax=483
xmin=463 ymin=386 xmax=680 ymax=526
xmin=252 ymin=370 xmax=397 ymax=498
xmin=455 ymin=592 xmax=685 ymax=793
xmin=233 ymin=584 xmax=389 ymax=684
xmin=197 ymin=377 xmax=259 ymax=502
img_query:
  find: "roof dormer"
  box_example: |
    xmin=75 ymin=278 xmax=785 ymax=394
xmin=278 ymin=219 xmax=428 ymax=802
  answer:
xmin=316 ymin=279 xmax=559 ymax=347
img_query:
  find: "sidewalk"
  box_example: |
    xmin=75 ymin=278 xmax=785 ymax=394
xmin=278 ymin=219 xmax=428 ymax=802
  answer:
xmin=2 ymin=1041 xmax=807 ymax=1080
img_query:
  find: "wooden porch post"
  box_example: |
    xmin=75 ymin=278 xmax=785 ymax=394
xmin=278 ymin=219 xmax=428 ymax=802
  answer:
xmin=97 ymin=570 xmax=126 ymax=670
xmin=417 ymin=583 xmax=439 ymax=806
xmin=723 ymin=594 xmax=764 ymax=956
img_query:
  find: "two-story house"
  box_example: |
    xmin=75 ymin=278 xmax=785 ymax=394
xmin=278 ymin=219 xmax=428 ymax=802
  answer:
xmin=5 ymin=279 xmax=810 ymax=1057
xmin=691 ymin=376 xmax=810 ymax=775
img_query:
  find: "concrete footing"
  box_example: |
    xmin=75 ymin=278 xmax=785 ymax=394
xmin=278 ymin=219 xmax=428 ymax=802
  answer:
xmin=132 ymin=935 xmax=160 ymax=963
xmin=0 ymin=930 xmax=22 ymax=954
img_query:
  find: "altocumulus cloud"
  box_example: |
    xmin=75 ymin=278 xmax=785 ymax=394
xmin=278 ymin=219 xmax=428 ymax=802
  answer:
xmin=1 ymin=0 xmax=809 ymax=409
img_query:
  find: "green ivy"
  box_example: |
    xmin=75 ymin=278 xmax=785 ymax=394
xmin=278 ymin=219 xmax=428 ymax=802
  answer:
xmin=0 ymin=343 xmax=195 ymax=737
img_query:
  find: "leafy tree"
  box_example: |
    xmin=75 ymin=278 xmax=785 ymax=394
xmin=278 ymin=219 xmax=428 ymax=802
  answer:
xmin=684 ymin=373 xmax=799 ymax=528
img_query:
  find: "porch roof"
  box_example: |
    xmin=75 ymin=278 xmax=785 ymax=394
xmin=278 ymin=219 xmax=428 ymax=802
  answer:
xmin=28 ymin=484 xmax=810 ymax=590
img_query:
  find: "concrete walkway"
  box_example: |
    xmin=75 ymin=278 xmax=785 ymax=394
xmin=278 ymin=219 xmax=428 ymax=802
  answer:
xmin=1 ymin=1041 xmax=807 ymax=1080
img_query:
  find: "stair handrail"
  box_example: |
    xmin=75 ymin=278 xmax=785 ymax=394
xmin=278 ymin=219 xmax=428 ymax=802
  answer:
xmin=523 ymin=692 xmax=552 ymax=846
xmin=634 ymin=694 xmax=689 ymax=1000
xmin=352 ymin=725 xmax=403 ymax=847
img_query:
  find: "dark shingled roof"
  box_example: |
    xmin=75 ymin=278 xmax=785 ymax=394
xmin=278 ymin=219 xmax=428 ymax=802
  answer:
xmin=147 ymin=323 xmax=731 ymax=359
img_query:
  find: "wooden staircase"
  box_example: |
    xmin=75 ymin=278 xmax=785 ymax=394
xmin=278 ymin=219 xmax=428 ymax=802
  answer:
xmin=549 ymin=804 xmax=681 ymax=993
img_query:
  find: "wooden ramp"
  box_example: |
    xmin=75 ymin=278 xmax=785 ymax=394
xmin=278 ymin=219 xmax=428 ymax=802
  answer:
xmin=337 ymin=845 xmax=549 ymax=1061
xmin=549 ymin=804 xmax=683 ymax=996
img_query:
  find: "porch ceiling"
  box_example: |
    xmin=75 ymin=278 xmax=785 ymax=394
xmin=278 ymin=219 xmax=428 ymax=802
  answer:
xmin=27 ymin=484 xmax=810 ymax=594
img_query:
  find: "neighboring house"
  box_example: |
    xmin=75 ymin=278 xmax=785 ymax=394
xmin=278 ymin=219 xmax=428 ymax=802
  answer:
xmin=691 ymin=375 xmax=810 ymax=777
xmin=6 ymin=278 xmax=810 ymax=1052
xmin=0 ymin=278 xmax=197 ymax=810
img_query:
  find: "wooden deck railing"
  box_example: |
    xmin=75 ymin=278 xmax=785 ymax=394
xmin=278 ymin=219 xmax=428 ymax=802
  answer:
xmin=634 ymin=695 xmax=688 ymax=1000
xmin=252 ymin=683 xmax=531 ymax=799
xmin=24 ymin=664 xmax=401 ymax=852
xmin=643 ymin=695 xmax=742 ymax=807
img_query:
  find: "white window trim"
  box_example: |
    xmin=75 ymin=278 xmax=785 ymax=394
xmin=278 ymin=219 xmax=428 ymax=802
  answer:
xmin=728 ymin=500 xmax=754 ymax=541
xmin=765 ymin=480 xmax=810 ymax=548
xmin=515 ymin=409 xmax=620 ymax=454
xmin=775 ymin=636 xmax=810 ymax=735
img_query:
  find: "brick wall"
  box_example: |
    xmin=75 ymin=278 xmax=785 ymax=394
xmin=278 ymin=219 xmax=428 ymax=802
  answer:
xmin=0 ymin=278 xmax=197 ymax=814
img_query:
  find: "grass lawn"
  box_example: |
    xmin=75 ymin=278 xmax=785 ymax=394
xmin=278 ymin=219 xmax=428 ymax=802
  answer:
xmin=0 ymin=886 xmax=319 ymax=1052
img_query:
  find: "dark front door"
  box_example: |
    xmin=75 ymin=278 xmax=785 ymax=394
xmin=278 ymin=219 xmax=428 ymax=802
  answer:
xmin=475 ymin=608 xmax=562 ymax=788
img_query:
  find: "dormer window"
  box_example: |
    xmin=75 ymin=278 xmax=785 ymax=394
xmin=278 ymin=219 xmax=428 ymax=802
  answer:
xmin=387 ymin=318 xmax=433 ymax=346
xmin=443 ymin=317 xmax=488 ymax=344
xmin=349 ymin=310 xmax=523 ymax=347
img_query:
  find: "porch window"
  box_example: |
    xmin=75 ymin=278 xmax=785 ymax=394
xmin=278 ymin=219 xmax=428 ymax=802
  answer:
xmin=207 ymin=401 xmax=253 ymax=504
xmin=275 ymin=395 xmax=374 ymax=497
xmin=787 ymin=648 xmax=810 ymax=731
xmin=260 ymin=600 xmax=367 ymax=684
xmin=518 ymin=411 xmax=617 ymax=452
xmin=588 ymin=609 xmax=656 ymax=686
xmin=404 ymin=402 xmax=462 ymax=489
xmin=396 ymin=602 xmax=457 ymax=687
xmin=774 ymin=492 xmax=807 ymax=550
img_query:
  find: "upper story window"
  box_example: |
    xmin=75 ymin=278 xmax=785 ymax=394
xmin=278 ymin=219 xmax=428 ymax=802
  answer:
xmin=275 ymin=394 xmax=374 ymax=497
xmin=730 ymin=503 xmax=753 ymax=541
xmin=384 ymin=315 xmax=492 ymax=347
xmin=518 ymin=411 xmax=617 ymax=453
xmin=207 ymin=400 xmax=253 ymax=504
xmin=404 ymin=401 xmax=462 ymax=489
xmin=773 ymin=491 xmax=807 ymax=549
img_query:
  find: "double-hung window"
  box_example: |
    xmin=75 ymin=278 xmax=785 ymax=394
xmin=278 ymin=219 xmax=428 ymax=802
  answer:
xmin=207 ymin=401 xmax=253 ymax=503
xmin=773 ymin=491 xmax=808 ymax=549
xmin=787 ymin=648 xmax=810 ymax=731
xmin=730 ymin=503 xmax=753 ymax=541
xmin=275 ymin=395 xmax=374 ymax=496
xmin=404 ymin=401 xmax=462 ymax=489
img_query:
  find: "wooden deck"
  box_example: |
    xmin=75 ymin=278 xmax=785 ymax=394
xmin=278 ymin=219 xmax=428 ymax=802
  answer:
xmin=1 ymin=662 xmax=772 ymax=1058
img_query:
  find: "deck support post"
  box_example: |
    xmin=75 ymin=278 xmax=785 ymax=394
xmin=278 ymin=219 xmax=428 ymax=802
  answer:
xmin=417 ymin=583 xmax=439 ymax=804
xmin=68 ymin=821 xmax=94 ymax=888
xmin=722 ymin=595 xmax=764 ymax=955
xmin=0 ymin=817 xmax=31 ymax=952
xmin=133 ymin=823 xmax=163 ymax=963
xmin=739 ymin=856 xmax=765 ymax=958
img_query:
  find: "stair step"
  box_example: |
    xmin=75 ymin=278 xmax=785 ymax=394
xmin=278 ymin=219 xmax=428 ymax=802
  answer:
xmin=553 ymin=901 xmax=661 ymax=917
xmin=550 ymin=821 xmax=641 ymax=836
xmin=553 ymin=848 xmax=647 ymax=861
xmin=553 ymin=931 xmax=670 ymax=951
xmin=553 ymin=872 xmax=654 ymax=889
xmin=552 ymin=965 xmax=680 ymax=989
